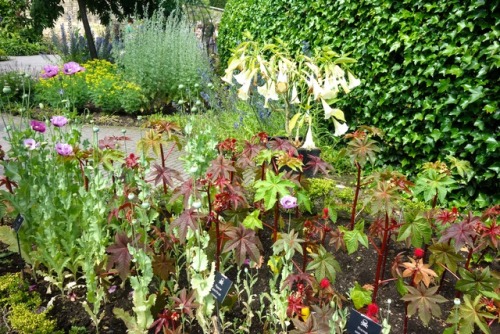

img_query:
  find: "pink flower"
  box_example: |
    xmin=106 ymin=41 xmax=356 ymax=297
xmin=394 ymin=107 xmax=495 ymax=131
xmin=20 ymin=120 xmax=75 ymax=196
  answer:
xmin=414 ymin=248 xmax=425 ymax=259
xmin=41 ymin=65 xmax=59 ymax=78
xmin=30 ymin=120 xmax=46 ymax=133
xmin=63 ymin=61 xmax=85 ymax=75
xmin=50 ymin=115 xmax=68 ymax=127
xmin=280 ymin=195 xmax=297 ymax=209
xmin=55 ymin=143 xmax=73 ymax=156
xmin=125 ymin=153 xmax=139 ymax=169
xmin=320 ymin=277 xmax=330 ymax=289
xmin=23 ymin=138 xmax=39 ymax=150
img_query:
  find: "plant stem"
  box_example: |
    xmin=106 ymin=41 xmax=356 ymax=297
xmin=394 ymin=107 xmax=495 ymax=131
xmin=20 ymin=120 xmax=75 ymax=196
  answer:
xmin=273 ymin=200 xmax=279 ymax=242
xmin=372 ymin=213 xmax=389 ymax=302
xmin=350 ymin=161 xmax=361 ymax=230
xmin=159 ymin=143 xmax=167 ymax=194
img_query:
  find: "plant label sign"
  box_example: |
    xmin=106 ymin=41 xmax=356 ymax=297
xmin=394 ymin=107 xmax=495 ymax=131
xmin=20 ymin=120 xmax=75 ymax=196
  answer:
xmin=347 ymin=309 xmax=382 ymax=334
xmin=210 ymin=271 xmax=232 ymax=304
xmin=12 ymin=214 xmax=24 ymax=233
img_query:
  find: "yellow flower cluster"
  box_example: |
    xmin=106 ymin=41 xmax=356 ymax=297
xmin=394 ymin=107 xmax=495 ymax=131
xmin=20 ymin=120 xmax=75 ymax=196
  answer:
xmin=83 ymin=59 xmax=144 ymax=111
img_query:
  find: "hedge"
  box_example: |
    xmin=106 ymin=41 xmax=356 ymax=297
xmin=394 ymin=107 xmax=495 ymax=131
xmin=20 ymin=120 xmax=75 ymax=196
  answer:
xmin=218 ymin=0 xmax=500 ymax=206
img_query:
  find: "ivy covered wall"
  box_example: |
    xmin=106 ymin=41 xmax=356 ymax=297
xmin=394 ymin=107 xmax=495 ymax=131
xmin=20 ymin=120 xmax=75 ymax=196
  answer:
xmin=218 ymin=0 xmax=500 ymax=205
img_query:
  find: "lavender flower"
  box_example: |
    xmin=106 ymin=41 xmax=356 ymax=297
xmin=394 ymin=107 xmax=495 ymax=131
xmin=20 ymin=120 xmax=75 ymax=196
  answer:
xmin=63 ymin=62 xmax=85 ymax=75
xmin=55 ymin=143 xmax=73 ymax=156
xmin=30 ymin=120 xmax=46 ymax=133
xmin=50 ymin=115 xmax=69 ymax=127
xmin=280 ymin=195 xmax=298 ymax=209
xmin=23 ymin=138 xmax=39 ymax=150
xmin=41 ymin=65 xmax=59 ymax=79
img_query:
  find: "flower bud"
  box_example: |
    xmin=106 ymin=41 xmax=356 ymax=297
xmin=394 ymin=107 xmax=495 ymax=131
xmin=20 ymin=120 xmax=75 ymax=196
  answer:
xmin=3 ymin=85 xmax=11 ymax=94
xmin=128 ymin=193 xmax=135 ymax=200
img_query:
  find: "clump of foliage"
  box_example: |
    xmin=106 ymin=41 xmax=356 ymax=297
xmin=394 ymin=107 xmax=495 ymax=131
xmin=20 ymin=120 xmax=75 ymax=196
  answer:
xmin=0 ymin=0 xmax=47 ymax=56
xmin=34 ymin=59 xmax=146 ymax=113
xmin=0 ymin=71 xmax=35 ymax=105
xmin=0 ymin=273 xmax=57 ymax=334
xmin=219 ymin=0 xmax=500 ymax=206
xmin=83 ymin=59 xmax=145 ymax=112
xmin=113 ymin=10 xmax=212 ymax=108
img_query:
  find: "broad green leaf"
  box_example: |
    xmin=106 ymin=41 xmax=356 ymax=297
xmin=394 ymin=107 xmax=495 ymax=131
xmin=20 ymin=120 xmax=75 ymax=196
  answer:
xmin=340 ymin=221 xmax=368 ymax=255
xmin=397 ymin=215 xmax=432 ymax=247
xmin=306 ymin=245 xmax=341 ymax=284
xmin=349 ymin=282 xmax=372 ymax=309
xmin=254 ymin=171 xmax=296 ymax=210
xmin=242 ymin=210 xmax=263 ymax=230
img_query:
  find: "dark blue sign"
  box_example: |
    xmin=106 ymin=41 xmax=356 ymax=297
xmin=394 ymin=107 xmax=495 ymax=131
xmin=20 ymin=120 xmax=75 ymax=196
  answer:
xmin=12 ymin=214 xmax=24 ymax=233
xmin=347 ymin=309 xmax=382 ymax=334
xmin=210 ymin=271 xmax=233 ymax=304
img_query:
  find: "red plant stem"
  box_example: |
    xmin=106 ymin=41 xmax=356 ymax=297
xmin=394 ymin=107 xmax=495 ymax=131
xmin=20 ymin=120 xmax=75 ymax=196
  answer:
xmin=302 ymin=241 xmax=308 ymax=272
xmin=273 ymin=200 xmax=279 ymax=242
xmin=464 ymin=247 xmax=474 ymax=271
xmin=215 ymin=213 xmax=221 ymax=272
xmin=431 ymin=191 xmax=438 ymax=209
xmin=349 ymin=161 xmax=361 ymax=230
xmin=379 ymin=231 xmax=392 ymax=283
xmin=367 ymin=236 xmax=381 ymax=255
xmin=159 ymin=143 xmax=167 ymax=194
xmin=260 ymin=163 xmax=266 ymax=181
xmin=372 ymin=213 xmax=390 ymax=302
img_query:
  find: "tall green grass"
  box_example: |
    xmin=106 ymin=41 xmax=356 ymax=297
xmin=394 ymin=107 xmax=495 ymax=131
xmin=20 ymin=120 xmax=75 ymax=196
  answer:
xmin=113 ymin=11 xmax=211 ymax=108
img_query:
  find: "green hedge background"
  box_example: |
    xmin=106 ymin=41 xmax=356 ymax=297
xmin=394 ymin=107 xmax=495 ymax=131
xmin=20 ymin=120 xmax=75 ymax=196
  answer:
xmin=218 ymin=0 xmax=500 ymax=206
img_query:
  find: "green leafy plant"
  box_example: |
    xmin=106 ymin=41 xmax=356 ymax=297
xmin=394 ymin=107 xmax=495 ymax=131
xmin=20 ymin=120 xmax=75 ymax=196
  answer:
xmin=219 ymin=0 xmax=500 ymax=206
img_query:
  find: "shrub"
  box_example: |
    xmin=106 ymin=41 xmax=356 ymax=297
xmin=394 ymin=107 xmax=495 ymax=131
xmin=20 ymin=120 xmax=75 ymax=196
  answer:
xmin=0 ymin=0 xmax=46 ymax=55
xmin=34 ymin=67 xmax=89 ymax=110
xmin=0 ymin=71 xmax=35 ymax=105
xmin=219 ymin=0 xmax=500 ymax=206
xmin=113 ymin=11 xmax=212 ymax=108
xmin=83 ymin=59 xmax=146 ymax=113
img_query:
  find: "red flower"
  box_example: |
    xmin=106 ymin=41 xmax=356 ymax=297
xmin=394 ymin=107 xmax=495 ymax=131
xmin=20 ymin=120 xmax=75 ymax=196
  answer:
xmin=322 ymin=207 xmax=329 ymax=219
xmin=320 ymin=278 xmax=330 ymax=289
xmin=366 ymin=303 xmax=379 ymax=317
xmin=414 ymin=248 xmax=425 ymax=259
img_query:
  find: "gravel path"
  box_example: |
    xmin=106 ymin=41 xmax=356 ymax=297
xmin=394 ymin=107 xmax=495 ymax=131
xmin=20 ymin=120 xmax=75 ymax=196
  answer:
xmin=0 ymin=55 xmax=61 ymax=76
xmin=0 ymin=114 xmax=187 ymax=181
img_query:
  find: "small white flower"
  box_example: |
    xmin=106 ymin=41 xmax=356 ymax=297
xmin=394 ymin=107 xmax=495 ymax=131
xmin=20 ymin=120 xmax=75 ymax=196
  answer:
xmin=454 ymin=298 xmax=461 ymax=306
xmin=257 ymin=81 xmax=279 ymax=108
xmin=290 ymin=84 xmax=300 ymax=104
xmin=348 ymin=71 xmax=361 ymax=90
xmin=128 ymin=193 xmax=135 ymax=200
xmin=333 ymin=119 xmax=349 ymax=136
xmin=300 ymin=122 xmax=317 ymax=149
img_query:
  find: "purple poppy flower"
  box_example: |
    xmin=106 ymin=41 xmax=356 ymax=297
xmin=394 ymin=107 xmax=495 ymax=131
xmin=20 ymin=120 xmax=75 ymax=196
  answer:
xmin=50 ymin=115 xmax=68 ymax=127
xmin=63 ymin=61 xmax=85 ymax=75
xmin=41 ymin=65 xmax=59 ymax=79
xmin=280 ymin=195 xmax=297 ymax=209
xmin=30 ymin=120 xmax=46 ymax=133
xmin=23 ymin=138 xmax=39 ymax=150
xmin=55 ymin=143 xmax=73 ymax=156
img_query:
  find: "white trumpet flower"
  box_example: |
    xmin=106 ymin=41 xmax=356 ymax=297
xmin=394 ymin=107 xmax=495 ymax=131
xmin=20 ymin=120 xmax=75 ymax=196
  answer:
xmin=276 ymin=61 xmax=289 ymax=93
xmin=257 ymin=81 xmax=279 ymax=108
xmin=322 ymin=99 xmax=345 ymax=121
xmin=290 ymin=84 xmax=300 ymax=104
xmin=348 ymin=71 xmax=361 ymax=90
xmin=301 ymin=120 xmax=317 ymax=149
xmin=333 ymin=118 xmax=349 ymax=136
